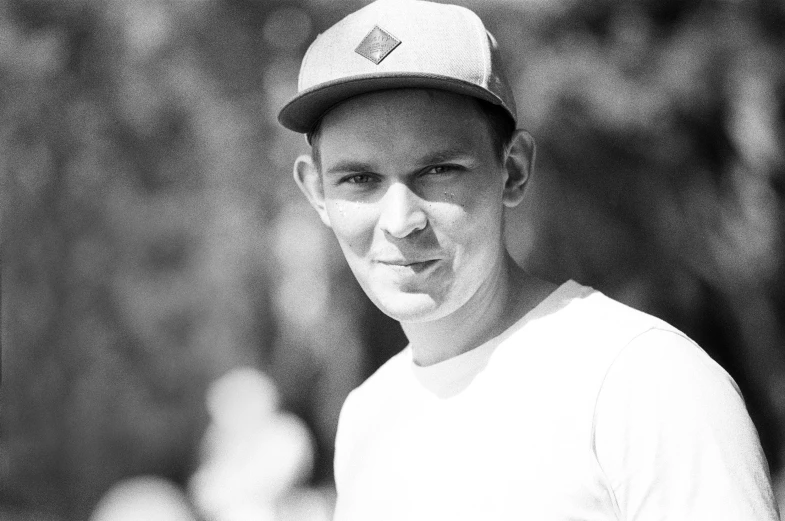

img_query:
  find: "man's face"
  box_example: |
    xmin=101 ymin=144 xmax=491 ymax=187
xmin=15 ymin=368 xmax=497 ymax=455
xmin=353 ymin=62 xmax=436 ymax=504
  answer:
xmin=314 ymin=89 xmax=509 ymax=323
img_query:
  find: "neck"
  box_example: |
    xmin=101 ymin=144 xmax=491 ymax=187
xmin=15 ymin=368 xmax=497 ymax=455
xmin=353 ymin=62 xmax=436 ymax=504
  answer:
xmin=402 ymin=253 xmax=553 ymax=367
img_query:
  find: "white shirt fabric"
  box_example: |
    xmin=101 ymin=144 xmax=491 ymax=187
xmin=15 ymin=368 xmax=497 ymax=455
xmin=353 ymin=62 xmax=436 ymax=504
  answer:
xmin=333 ymin=280 xmax=779 ymax=520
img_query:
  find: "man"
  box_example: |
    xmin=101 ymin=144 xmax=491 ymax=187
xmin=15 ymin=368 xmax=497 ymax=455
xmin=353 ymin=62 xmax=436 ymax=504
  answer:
xmin=277 ymin=1 xmax=779 ymax=519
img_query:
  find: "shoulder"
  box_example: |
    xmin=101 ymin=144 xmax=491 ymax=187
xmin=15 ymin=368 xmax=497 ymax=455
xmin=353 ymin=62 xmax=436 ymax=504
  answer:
xmin=333 ymin=347 xmax=411 ymax=482
xmin=354 ymin=346 xmax=412 ymax=403
xmin=336 ymin=347 xmax=411 ymax=430
xmin=570 ymin=284 xmax=673 ymax=335
xmin=530 ymin=281 xmax=676 ymax=345
xmin=593 ymin=328 xmax=778 ymax=520
xmin=506 ymin=281 xmax=683 ymax=378
xmin=607 ymin=327 xmax=734 ymax=387
xmin=594 ymin=327 xmax=745 ymax=431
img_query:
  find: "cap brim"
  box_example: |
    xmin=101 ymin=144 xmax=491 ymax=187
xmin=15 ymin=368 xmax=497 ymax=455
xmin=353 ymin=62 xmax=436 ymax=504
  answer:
xmin=277 ymin=73 xmax=513 ymax=135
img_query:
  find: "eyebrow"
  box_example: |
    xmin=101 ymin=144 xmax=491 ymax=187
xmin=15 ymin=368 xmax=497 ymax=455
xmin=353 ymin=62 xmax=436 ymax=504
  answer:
xmin=419 ymin=148 xmax=476 ymax=165
xmin=324 ymin=160 xmax=374 ymax=176
xmin=324 ymin=147 xmax=477 ymax=175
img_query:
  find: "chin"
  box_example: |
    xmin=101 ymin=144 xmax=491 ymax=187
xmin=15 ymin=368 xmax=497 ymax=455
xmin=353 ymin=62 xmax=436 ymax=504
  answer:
xmin=369 ymin=290 xmax=455 ymax=324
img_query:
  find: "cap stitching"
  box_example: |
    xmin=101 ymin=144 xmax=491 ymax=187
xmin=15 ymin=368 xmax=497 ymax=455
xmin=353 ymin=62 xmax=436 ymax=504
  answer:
xmin=298 ymin=33 xmax=321 ymax=91
xmin=464 ymin=7 xmax=489 ymax=86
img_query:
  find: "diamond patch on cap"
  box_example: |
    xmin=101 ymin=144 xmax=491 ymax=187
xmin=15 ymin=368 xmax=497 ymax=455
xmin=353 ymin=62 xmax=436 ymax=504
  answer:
xmin=355 ymin=25 xmax=401 ymax=65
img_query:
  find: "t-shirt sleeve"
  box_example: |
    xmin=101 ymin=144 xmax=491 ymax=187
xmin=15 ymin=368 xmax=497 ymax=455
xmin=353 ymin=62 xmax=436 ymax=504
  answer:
xmin=592 ymin=328 xmax=779 ymax=521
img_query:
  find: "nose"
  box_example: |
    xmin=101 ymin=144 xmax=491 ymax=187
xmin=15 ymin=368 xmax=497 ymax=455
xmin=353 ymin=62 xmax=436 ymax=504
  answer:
xmin=378 ymin=182 xmax=427 ymax=238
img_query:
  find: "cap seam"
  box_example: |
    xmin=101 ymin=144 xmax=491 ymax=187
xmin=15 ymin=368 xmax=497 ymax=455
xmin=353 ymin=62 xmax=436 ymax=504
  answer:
xmin=465 ymin=7 xmax=490 ymax=86
xmin=298 ymin=33 xmax=321 ymax=91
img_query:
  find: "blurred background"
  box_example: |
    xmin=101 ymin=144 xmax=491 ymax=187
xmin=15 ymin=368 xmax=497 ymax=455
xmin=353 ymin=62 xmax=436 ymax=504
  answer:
xmin=1 ymin=0 xmax=784 ymax=519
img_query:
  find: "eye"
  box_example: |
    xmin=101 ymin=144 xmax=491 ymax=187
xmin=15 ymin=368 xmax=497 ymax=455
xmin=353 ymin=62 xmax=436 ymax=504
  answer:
xmin=423 ymin=164 xmax=461 ymax=176
xmin=342 ymin=173 xmax=375 ymax=184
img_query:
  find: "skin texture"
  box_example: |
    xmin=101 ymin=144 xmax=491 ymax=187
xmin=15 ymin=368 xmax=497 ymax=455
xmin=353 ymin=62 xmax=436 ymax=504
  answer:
xmin=295 ymin=89 xmax=556 ymax=365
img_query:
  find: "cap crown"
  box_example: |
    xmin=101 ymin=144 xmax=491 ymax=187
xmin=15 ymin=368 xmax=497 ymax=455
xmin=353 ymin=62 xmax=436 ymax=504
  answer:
xmin=278 ymin=0 xmax=517 ymax=134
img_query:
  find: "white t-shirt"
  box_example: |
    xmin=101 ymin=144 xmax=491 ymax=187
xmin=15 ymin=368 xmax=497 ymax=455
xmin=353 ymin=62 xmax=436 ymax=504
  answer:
xmin=333 ymin=281 xmax=779 ymax=520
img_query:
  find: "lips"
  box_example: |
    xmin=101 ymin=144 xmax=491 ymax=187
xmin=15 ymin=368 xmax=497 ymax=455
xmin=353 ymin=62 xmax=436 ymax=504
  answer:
xmin=376 ymin=258 xmax=439 ymax=274
xmin=377 ymin=258 xmax=435 ymax=266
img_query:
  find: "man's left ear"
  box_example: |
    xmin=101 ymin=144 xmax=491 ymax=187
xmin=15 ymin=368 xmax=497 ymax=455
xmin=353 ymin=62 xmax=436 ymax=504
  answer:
xmin=502 ymin=129 xmax=536 ymax=208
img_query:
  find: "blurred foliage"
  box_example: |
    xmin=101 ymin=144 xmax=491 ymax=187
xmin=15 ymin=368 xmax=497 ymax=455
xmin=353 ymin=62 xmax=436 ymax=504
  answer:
xmin=1 ymin=0 xmax=784 ymax=519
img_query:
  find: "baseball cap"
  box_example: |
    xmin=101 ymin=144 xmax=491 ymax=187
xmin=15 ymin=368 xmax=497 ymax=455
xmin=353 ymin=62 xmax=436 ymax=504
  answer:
xmin=277 ymin=0 xmax=517 ymax=136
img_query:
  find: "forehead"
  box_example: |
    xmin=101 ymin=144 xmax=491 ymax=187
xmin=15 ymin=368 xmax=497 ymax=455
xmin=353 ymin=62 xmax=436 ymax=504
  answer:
xmin=315 ymin=89 xmax=494 ymax=166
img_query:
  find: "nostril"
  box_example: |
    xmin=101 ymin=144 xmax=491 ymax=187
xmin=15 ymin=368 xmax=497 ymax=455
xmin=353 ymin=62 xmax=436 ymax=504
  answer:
xmin=379 ymin=183 xmax=427 ymax=238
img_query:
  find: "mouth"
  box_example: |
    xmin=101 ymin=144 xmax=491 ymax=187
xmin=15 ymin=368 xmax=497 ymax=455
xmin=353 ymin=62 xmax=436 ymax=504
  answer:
xmin=377 ymin=259 xmax=439 ymax=273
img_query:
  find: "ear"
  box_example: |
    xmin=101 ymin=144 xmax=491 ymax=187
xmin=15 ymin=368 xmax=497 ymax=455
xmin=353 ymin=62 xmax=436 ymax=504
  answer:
xmin=502 ymin=129 xmax=536 ymax=208
xmin=293 ymin=154 xmax=331 ymax=228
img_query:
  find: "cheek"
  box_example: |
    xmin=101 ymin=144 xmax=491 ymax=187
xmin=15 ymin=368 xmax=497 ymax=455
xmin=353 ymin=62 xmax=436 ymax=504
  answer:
xmin=325 ymin=200 xmax=376 ymax=255
xmin=445 ymin=170 xmax=504 ymax=211
xmin=426 ymin=204 xmax=502 ymax=277
xmin=443 ymin=184 xmax=504 ymax=239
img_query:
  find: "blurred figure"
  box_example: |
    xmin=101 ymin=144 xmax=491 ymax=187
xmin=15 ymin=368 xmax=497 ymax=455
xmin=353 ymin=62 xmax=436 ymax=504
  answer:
xmin=188 ymin=367 xmax=316 ymax=521
xmin=89 ymin=475 xmax=195 ymax=521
